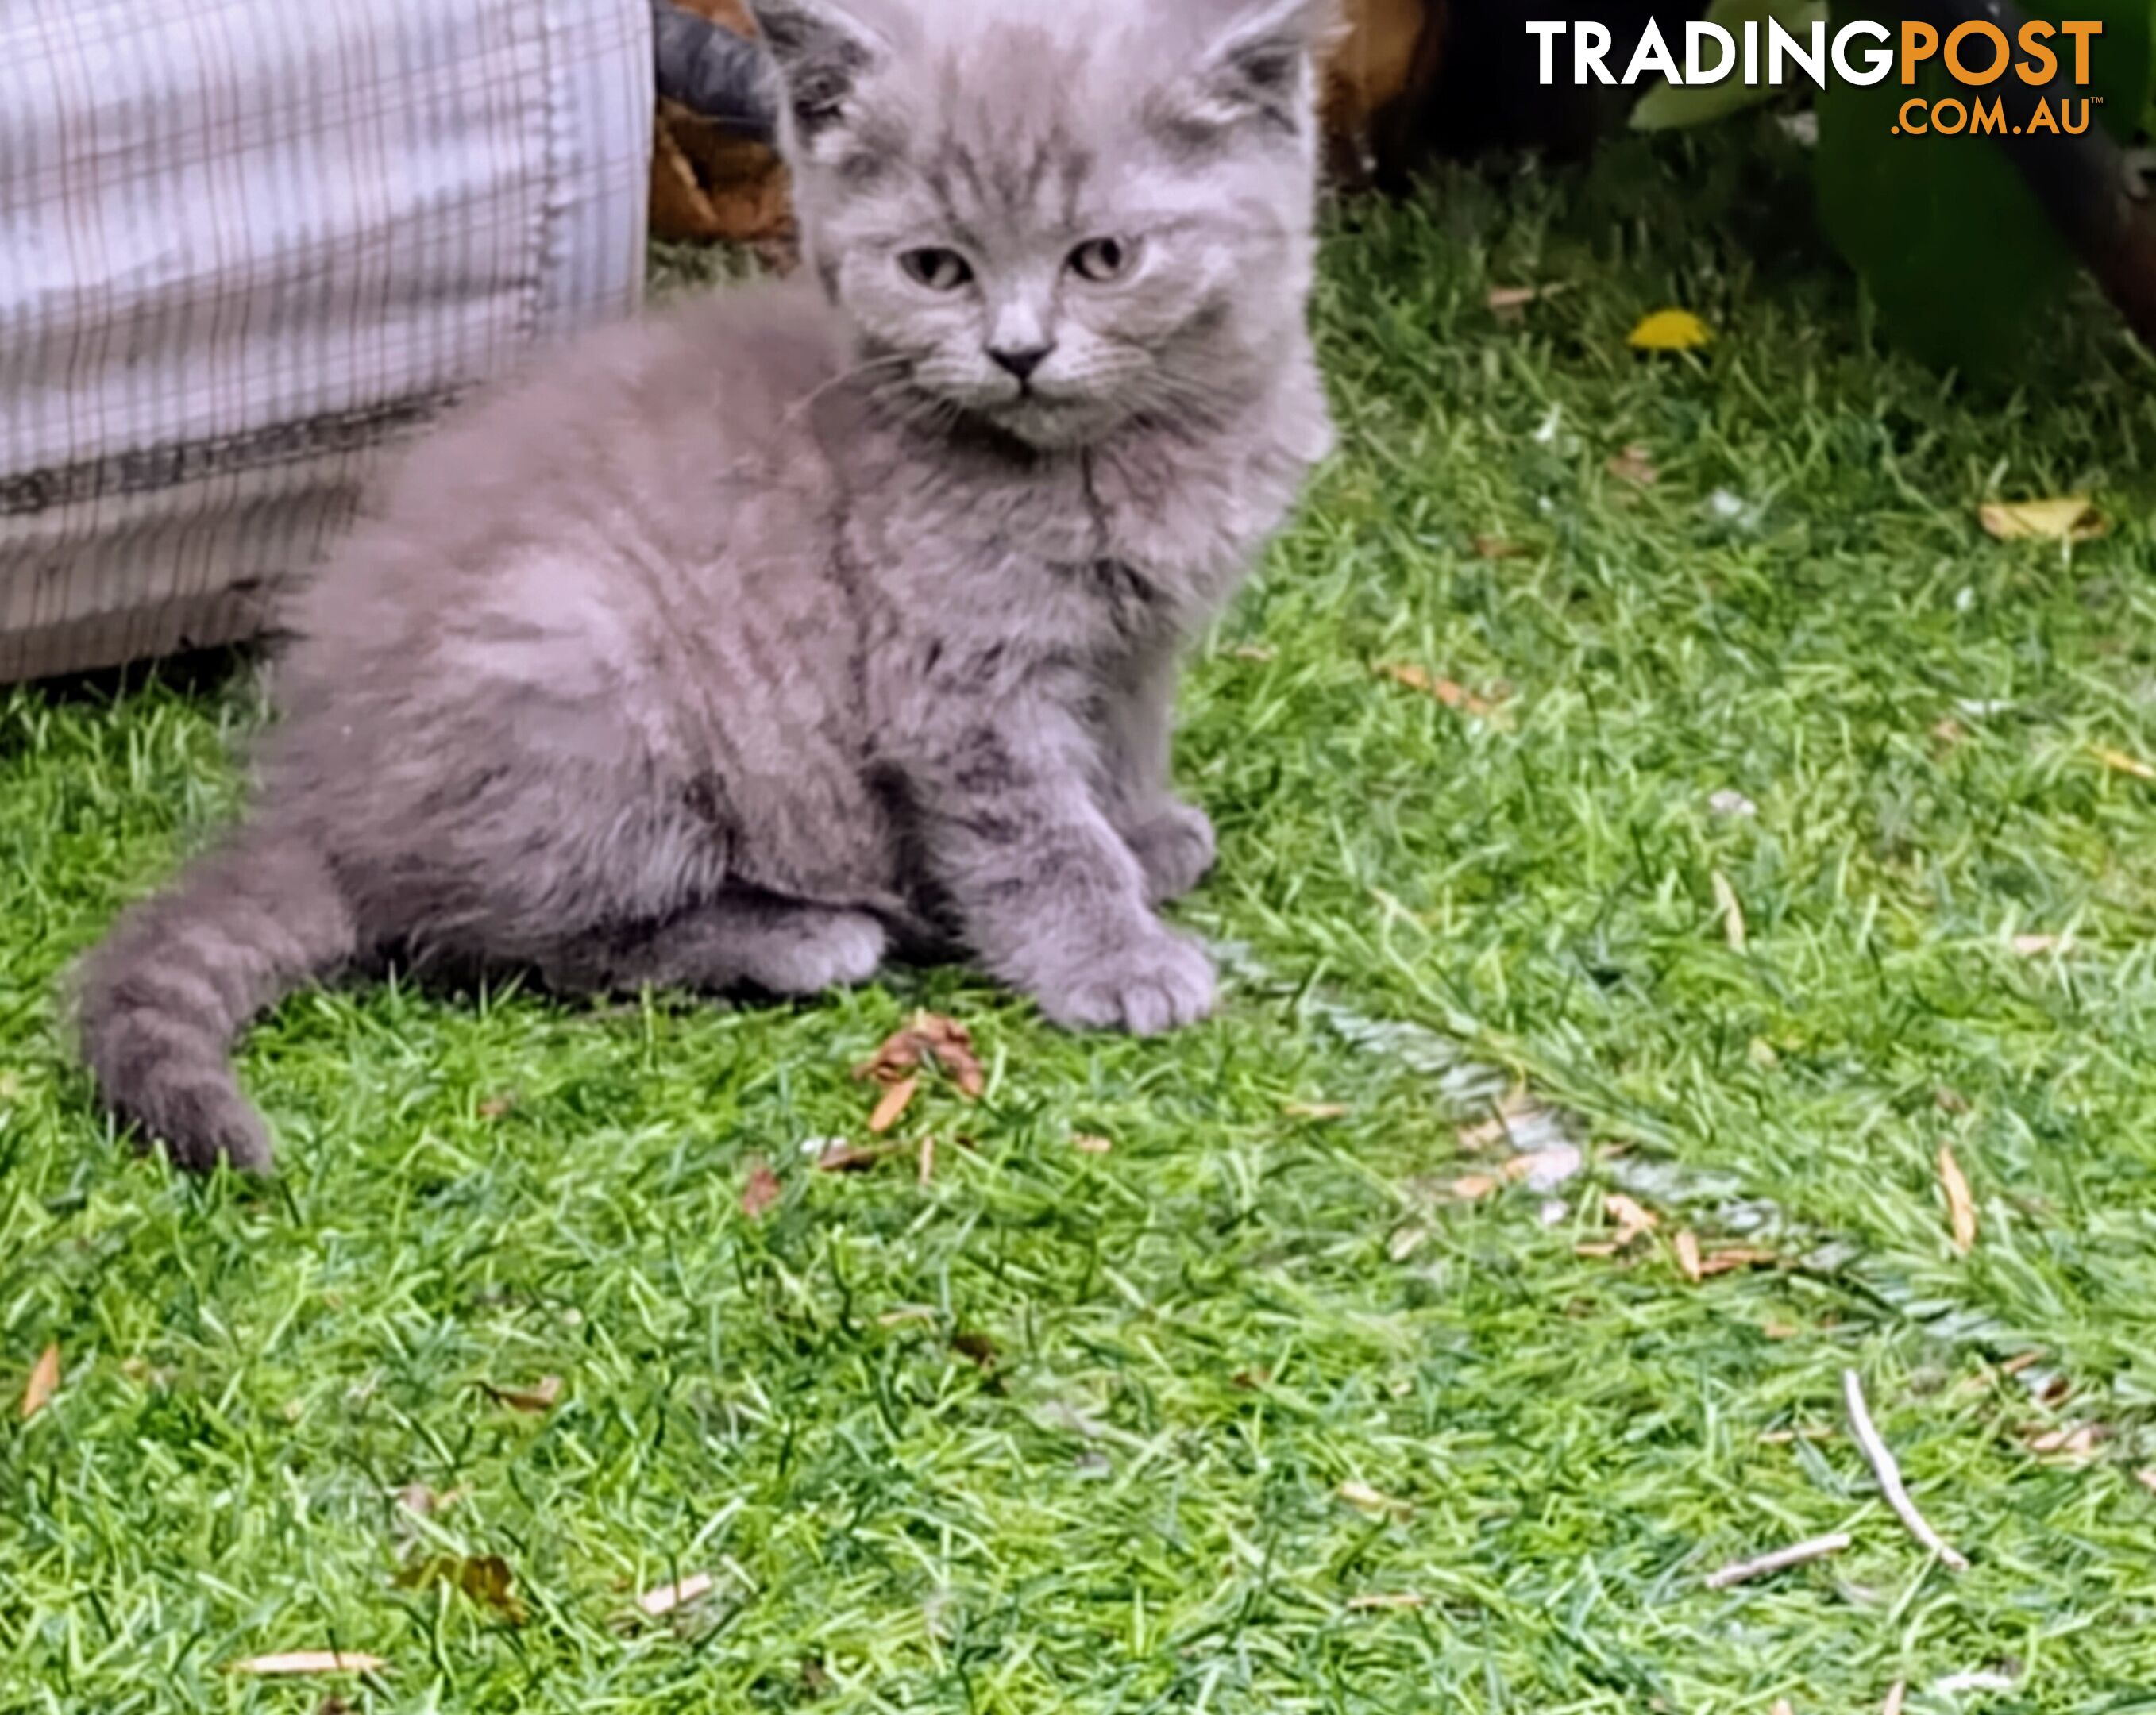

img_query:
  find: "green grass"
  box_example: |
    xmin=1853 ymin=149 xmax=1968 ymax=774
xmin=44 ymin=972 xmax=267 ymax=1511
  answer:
xmin=7 ymin=132 xmax=2156 ymax=1710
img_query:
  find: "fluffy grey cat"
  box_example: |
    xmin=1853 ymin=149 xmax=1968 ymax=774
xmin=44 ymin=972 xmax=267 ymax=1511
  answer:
xmin=75 ymin=0 xmax=1335 ymax=1174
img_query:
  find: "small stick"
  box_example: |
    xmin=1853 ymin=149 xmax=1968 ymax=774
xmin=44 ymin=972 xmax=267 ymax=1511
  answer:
xmin=1842 ymin=1370 xmax=1969 ymax=1572
xmin=1703 ymin=1531 xmax=1851 ymax=1590
xmin=1882 ymin=1680 xmax=1907 ymax=1715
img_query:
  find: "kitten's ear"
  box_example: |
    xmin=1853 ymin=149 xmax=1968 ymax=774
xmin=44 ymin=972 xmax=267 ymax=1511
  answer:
xmin=1188 ymin=0 xmax=1335 ymax=135
xmin=744 ymin=0 xmax=897 ymax=146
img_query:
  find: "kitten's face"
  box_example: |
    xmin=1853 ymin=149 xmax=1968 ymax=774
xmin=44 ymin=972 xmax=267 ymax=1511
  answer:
xmin=752 ymin=0 xmax=1325 ymax=450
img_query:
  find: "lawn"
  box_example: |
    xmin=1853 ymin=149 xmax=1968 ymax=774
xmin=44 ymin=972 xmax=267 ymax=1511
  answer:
xmin=6 ymin=131 xmax=2156 ymax=1712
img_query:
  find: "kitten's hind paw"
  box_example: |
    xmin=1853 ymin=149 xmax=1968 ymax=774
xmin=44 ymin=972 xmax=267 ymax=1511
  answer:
xmin=1037 ymin=926 xmax=1217 ymax=1036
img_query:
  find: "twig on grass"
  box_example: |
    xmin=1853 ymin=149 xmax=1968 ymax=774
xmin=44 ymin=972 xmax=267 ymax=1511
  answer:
xmin=1703 ymin=1531 xmax=1851 ymax=1590
xmin=1842 ymin=1370 xmax=1969 ymax=1572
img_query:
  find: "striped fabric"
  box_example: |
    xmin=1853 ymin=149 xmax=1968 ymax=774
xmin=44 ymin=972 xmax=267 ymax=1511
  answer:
xmin=0 ymin=0 xmax=652 ymax=684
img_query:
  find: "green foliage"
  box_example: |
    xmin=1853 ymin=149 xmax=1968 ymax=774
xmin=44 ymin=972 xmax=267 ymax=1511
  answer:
xmin=1630 ymin=2 xmax=2156 ymax=368
xmin=1818 ymin=1 xmax=2154 ymax=372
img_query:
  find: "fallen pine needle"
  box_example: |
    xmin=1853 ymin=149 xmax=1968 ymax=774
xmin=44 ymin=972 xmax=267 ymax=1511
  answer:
xmin=1842 ymin=1370 xmax=1969 ymax=1571
xmin=229 ymin=1653 xmax=386 ymax=1676
xmin=1937 ymin=1143 xmax=1977 ymax=1252
xmin=21 ymin=1343 xmax=59 ymax=1420
xmin=637 ymin=1572 xmax=715 ymax=1617
xmin=917 ymin=1133 xmax=935 ymax=1185
xmin=1703 ymin=1531 xmax=1850 ymax=1590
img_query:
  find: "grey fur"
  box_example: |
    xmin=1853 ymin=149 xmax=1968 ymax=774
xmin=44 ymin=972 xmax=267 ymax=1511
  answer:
xmin=74 ymin=0 xmax=1334 ymax=1174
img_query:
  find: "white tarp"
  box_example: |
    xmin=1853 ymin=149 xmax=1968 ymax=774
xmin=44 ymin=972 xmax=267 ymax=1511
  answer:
xmin=0 ymin=0 xmax=652 ymax=682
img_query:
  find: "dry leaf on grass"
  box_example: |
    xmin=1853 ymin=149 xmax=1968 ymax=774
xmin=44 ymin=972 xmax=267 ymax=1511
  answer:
xmin=1339 ymin=1479 xmax=1410 ymax=1517
xmin=2012 ymin=933 xmax=2073 ymax=957
xmin=395 ymin=1555 xmax=528 ymax=1625
xmin=1605 ymin=1193 xmax=1658 ymax=1247
xmin=2135 ymin=1468 xmax=2156 ymax=1494
xmin=917 ymin=1134 xmax=936 ymax=1185
xmin=1071 ymin=1133 xmax=1113 ymax=1154
xmin=2021 ymin=1422 xmax=2107 ymax=1461
xmin=1281 ymin=1102 xmax=1349 ymax=1121
xmin=1373 ymin=662 xmax=1510 ymax=719
xmin=1387 ymin=1225 xmax=1429 ymax=1262
xmin=1770 ymin=1701 xmax=1795 ymax=1715
xmin=395 ymin=1483 xmax=460 ymax=1517
xmin=1674 ymin=1229 xmax=1703 ymax=1284
xmin=1471 ymin=535 xmax=1532 ymax=561
xmin=1712 ymin=870 xmax=1747 ymax=951
xmin=867 ymin=1075 xmax=918 ymax=1135
xmin=2094 ymin=745 xmax=2156 ymax=781
xmin=21 ymin=1343 xmax=59 ymax=1420
xmin=1977 ymin=495 xmax=2105 ymax=543
xmin=1627 ymin=308 xmax=1713 ymax=352
xmin=484 ymin=1377 xmax=561 ymax=1414
xmin=1487 ymin=282 xmax=1571 ymax=317
xmin=1883 ymin=1681 xmax=1907 ymax=1715
xmin=229 ymin=1653 xmax=387 ymax=1677
xmin=1697 ymin=1247 xmax=1782 ymax=1277
xmin=740 ymin=1160 xmax=781 ymax=1220
xmin=476 ymin=1093 xmax=517 ymax=1120
xmin=852 ymin=1013 xmax=985 ymax=1098
xmin=950 ymin=1331 xmax=999 ymax=1370
xmin=1938 ymin=1144 xmax=1977 ymax=1254
xmin=1606 ymin=444 xmax=1660 ymax=485
xmin=815 ymin=1139 xmax=897 ymax=1174
xmin=637 ymin=1572 xmax=715 ymax=1617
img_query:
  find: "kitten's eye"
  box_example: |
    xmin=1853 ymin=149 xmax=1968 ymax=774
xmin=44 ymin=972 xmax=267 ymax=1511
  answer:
xmin=1068 ymin=237 xmax=1135 ymax=283
xmin=899 ymin=248 xmax=974 ymax=291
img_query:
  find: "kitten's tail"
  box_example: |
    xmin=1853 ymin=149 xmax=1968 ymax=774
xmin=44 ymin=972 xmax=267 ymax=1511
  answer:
xmin=74 ymin=826 xmax=358 ymax=1174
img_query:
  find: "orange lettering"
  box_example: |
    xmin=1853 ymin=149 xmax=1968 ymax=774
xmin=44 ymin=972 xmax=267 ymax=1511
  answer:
xmin=1945 ymin=21 xmax=2009 ymax=83
xmin=2015 ymin=19 xmax=2058 ymax=85
xmin=1899 ymin=96 xmax=1930 ymax=133
xmin=2058 ymin=20 xmax=2100 ymax=83
xmin=1900 ymin=20 xmax=1939 ymax=83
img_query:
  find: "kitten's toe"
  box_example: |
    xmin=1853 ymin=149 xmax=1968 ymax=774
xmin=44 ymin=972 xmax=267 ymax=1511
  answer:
xmin=746 ymin=910 xmax=889 ymax=995
xmin=1040 ymin=927 xmax=1217 ymax=1036
xmin=1126 ymin=801 xmax=1216 ymax=904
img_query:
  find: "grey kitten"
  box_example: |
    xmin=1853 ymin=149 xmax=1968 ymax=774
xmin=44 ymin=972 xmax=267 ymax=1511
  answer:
xmin=75 ymin=0 xmax=1335 ymax=1174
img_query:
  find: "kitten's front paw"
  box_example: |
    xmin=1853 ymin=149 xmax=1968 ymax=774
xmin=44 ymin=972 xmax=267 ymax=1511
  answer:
xmin=1038 ymin=925 xmax=1217 ymax=1036
xmin=1125 ymin=800 xmax=1216 ymax=904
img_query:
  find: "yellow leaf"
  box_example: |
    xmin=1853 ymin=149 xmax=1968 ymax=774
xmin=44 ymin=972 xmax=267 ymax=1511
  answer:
xmin=1713 ymin=871 xmax=1747 ymax=951
xmin=229 ymin=1653 xmax=387 ymax=1677
xmin=1627 ymin=308 xmax=1712 ymax=352
xmin=1977 ymin=495 xmax=2104 ymax=542
xmin=2092 ymin=746 xmax=2156 ymax=782
xmin=1673 ymin=1230 xmax=1703 ymax=1285
xmin=867 ymin=1074 xmax=917 ymax=1135
xmin=1938 ymin=1143 xmax=1977 ymax=1254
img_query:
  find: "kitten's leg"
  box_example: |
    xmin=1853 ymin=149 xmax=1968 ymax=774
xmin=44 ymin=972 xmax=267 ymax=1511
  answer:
xmin=1100 ymin=638 xmax=1215 ymax=904
xmin=548 ymin=893 xmax=888 ymax=996
xmin=914 ymin=704 xmax=1215 ymax=1035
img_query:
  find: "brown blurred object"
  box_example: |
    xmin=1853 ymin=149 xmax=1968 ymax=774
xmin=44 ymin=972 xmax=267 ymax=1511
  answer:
xmin=649 ymin=0 xmax=793 ymax=255
xmin=1321 ymin=0 xmax=1448 ymax=185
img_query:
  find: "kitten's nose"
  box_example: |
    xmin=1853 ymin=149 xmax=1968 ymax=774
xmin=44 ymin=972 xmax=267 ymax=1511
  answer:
xmin=988 ymin=342 xmax=1053 ymax=382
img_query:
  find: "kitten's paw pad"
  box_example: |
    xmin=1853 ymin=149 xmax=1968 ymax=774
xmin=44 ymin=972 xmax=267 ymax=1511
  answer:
xmin=748 ymin=911 xmax=889 ymax=994
xmin=1041 ymin=930 xmax=1217 ymax=1036
xmin=1127 ymin=801 xmax=1216 ymax=904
